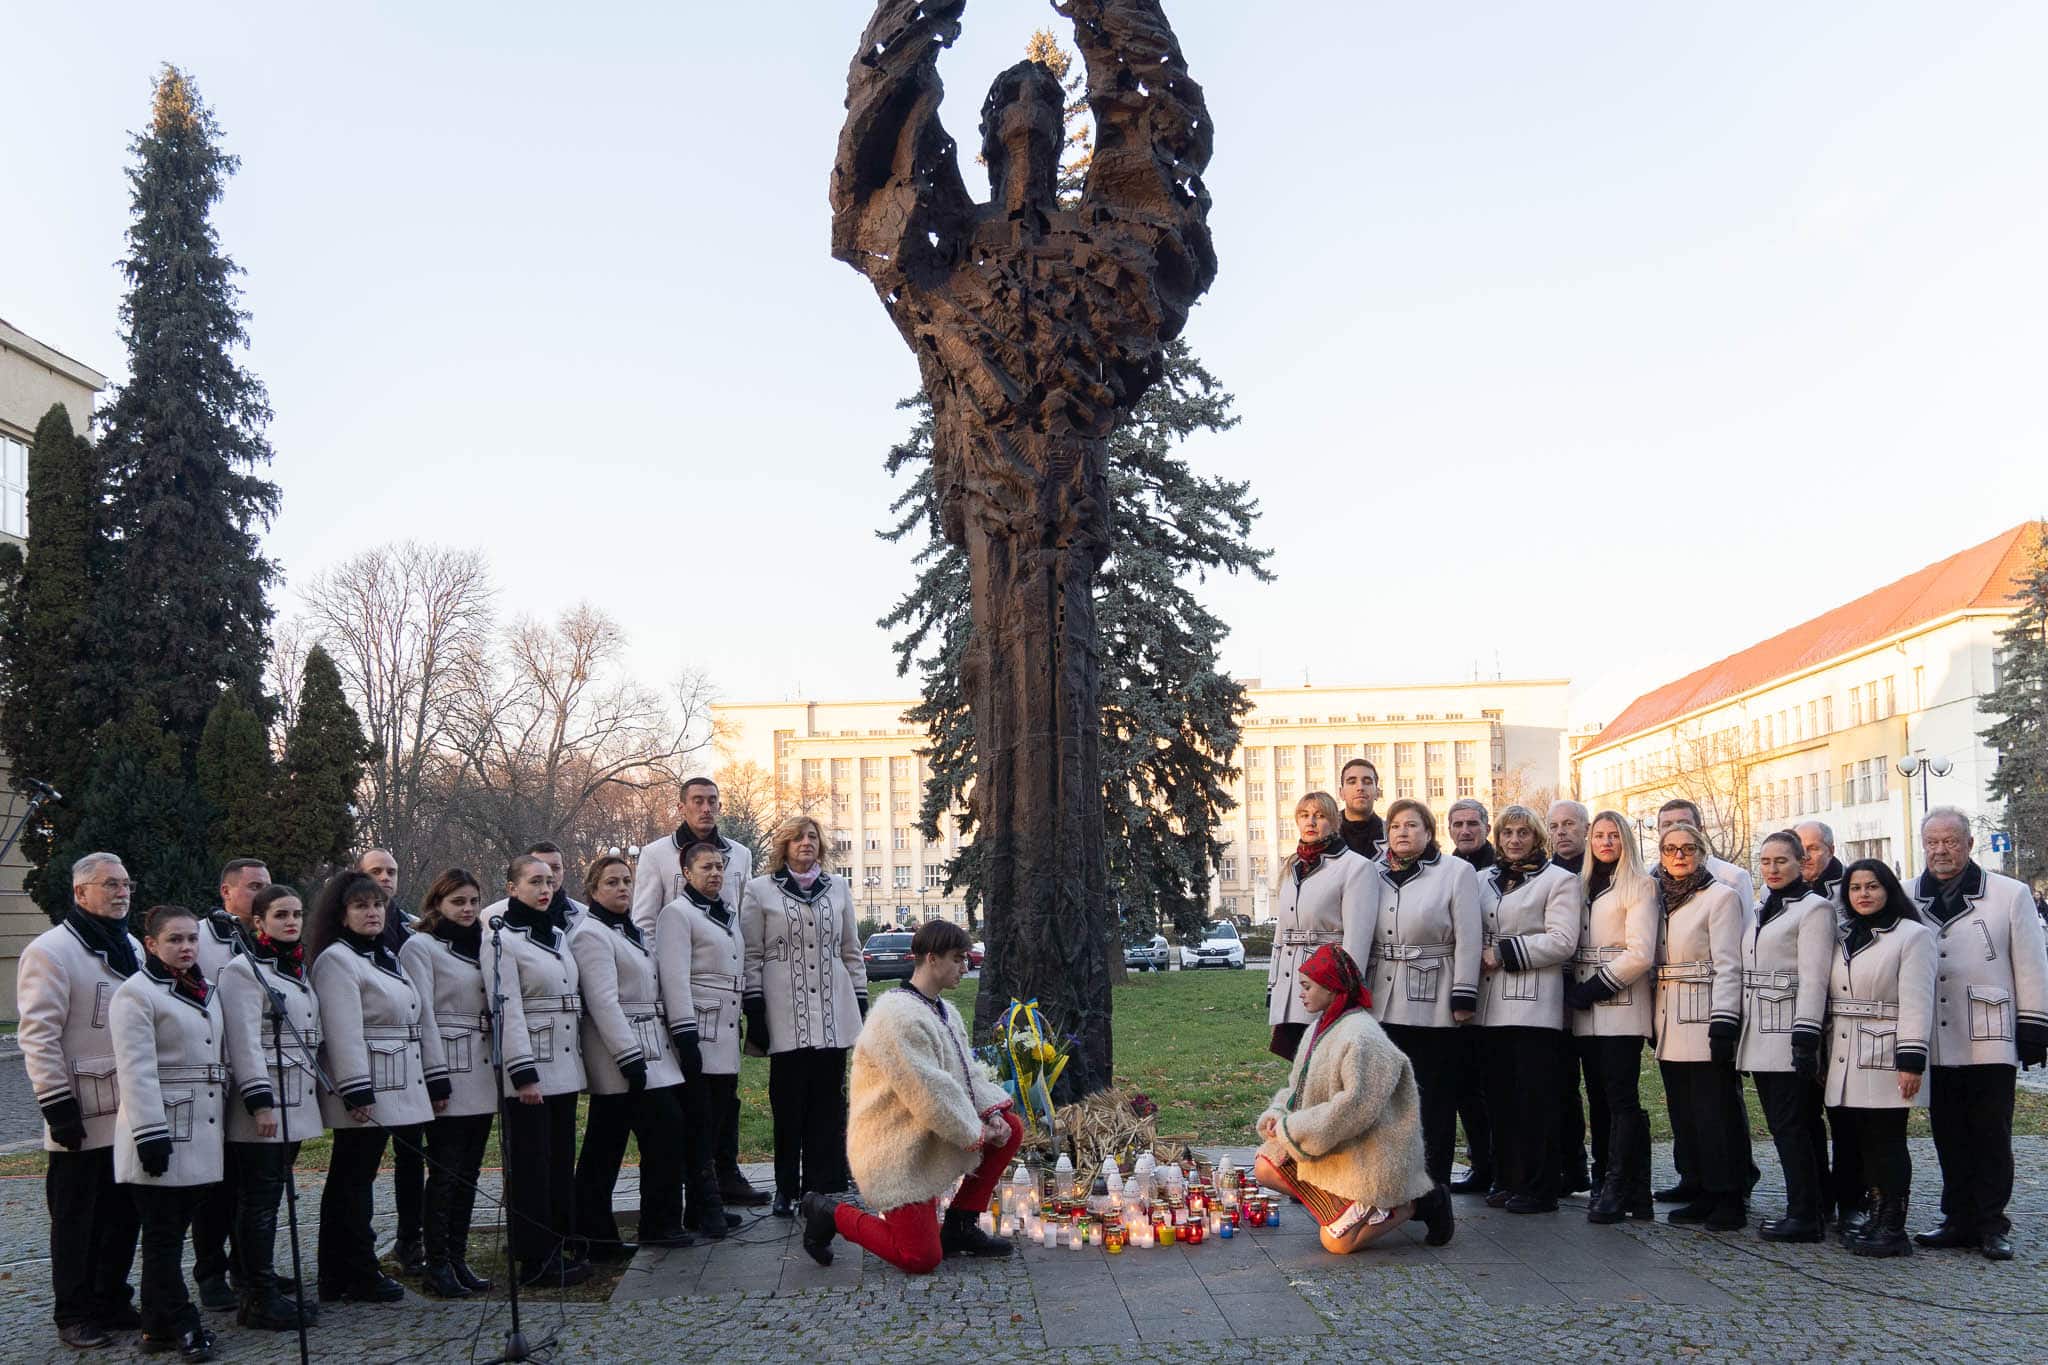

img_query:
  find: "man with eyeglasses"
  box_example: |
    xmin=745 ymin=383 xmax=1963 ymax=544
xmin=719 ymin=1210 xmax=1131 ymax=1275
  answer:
xmin=17 ymin=852 xmax=145 ymax=1350
xmin=1908 ymin=808 xmax=2047 ymax=1262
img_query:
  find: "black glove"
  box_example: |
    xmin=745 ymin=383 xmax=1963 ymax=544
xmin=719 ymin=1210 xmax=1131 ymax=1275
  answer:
xmin=857 ymin=993 xmax=869 ymax=1021
xmin=672 ymin=1032 xmax=703 ymax=1080
xmin=743 ymin=994 xmax=768 ymax=1049
xmin=426 ymin=1076 xmax=453 ymax=1105
xmin=1790 ymin=1026 xmax=1820 ymax=1080
xmin=42 ymin=1097 xmax=86 ymax=1152
xmin=1565 ymin=975 xmax=1617 ymax=1012
xmin=2018 ymin=1022 xmax=2047 ymax=1070
xmin=137 ymin=1134 xmax=173 ymax=1177
xmin=1708 ymin=1032 xmax=1736 ymax=1066
xmin=620 ymin=1057 xmax=648 ymax=1093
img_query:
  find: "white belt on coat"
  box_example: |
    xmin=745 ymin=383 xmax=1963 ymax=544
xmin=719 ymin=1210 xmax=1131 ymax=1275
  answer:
xmin=1657 ymin=961 xmax=1713 ymax=982
xmin=263 ymin=1026 xmax=321 ymax=1051
xmin=1574 ymin=946 xmax=1626 ymax=965
xmin=1743 ymin=970 xmax=1799 ymax=989
xmin=1280 ymin=929 xmax=1342 ymax=948
xmin=362 ymin=1024 xmax=424 ymax=1041
xmin=1831 ymin=998 xmax=1900 ymax=1020
xmin=1371 ymin=944 xmax=1452 ymax=962
xmin=525 ymin=994 xmax=583 ymax=1014
xmin=620 ymin=998 xmax=666 ymax=1022
xmin=437 ymin=1012 xmax=490 ymax=1033
xmin=690 ymin=972 xmax=742 ymax=993
xmin=159 ymin=1064 xmax=230 ymax=1084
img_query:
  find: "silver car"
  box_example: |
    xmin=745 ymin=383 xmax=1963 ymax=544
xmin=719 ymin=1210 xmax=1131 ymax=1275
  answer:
xmin=1123 ymin=934 xmax=1170 ymax=972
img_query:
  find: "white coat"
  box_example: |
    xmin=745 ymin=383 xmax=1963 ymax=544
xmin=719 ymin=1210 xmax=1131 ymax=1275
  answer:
xmin=217 ymin=949 xmax=323 ymax=1144
xmin=656 ymin=890 xmax=745 ymax=1075
xmin=570 ymin=913 xmax=682 ymax=1095
xmin=1364 ymin=852 xmax=1483 ymax=1030
xmin=1733 ymin=888 xmax=1836 ymax=1074
xmin=741 ymin=870 xmax=868 ymax=1054
xmin=490 ymin=917 xmax=587 ymax=1098
xmin=194 ymin=912 xmax=250 ymax=983
xmin=631 ymin=831 xmax=752 ymax=939
xmin=1654 ymin=880 xmax=1747 ymax=1063
xmin=1570 ymin=870 xmax=1660 ymax=1039
xmin=400 ymin=931 xmax=498 ymax=1119
xmin=1824 ymin=915 xmax=1936 ymax=1110
xmin=110 ymin=965 xmax=227 ymax=1187
xmin=1476 ymin=861 xmax=1581 ymax=1030
xmin=17 ymin=918 xmax=145 ymax=1152
xmin=1708 ymin=855 xmax=1755 ymax=912
xmin=1910 ymin=864 xmax=2048 ymax=1069
xmin=1266 ymin=843 xmax=1377 ymax=1028
xmin=313 ymin=937 xmax=434 ymax=1130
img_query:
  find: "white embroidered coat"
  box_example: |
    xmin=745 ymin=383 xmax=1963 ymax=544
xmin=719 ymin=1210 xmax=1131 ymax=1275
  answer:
xmin=741 ymin=871 xmax=868 ymax=1054
xmin=110 ymin=967 xmax=227 ymax=1187
xmin=217 ymin=950 xmax=323 ymax=1144
xmin=17 ymin=918 xmax=145 ymax=1152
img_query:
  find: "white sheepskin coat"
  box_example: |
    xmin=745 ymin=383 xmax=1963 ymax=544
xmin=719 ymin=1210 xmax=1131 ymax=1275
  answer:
xmin=1258 ymin=1007 xmax=1435 ymax=1210
xmin=846 ymin=989 xmax=1012 ymax=1212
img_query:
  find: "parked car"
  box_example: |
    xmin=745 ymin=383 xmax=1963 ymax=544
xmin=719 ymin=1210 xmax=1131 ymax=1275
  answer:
xmin=1124 ymin=935 xmax=1170 ymax=972
xmin=862 ymin=930 xmax=916 ymax=981
xmin=1179 ymin=921 xmax=1246 ymax=970
xmin=969 ymin=941 xmax=985 ymax=969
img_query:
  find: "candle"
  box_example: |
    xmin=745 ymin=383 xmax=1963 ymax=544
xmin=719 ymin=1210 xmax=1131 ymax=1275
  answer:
xmin=1218 ymin=1219 xmax=1234 ymax=1240
xmin=1247 ymin=1203 xmax=1267 ymax=1228
xmin=1267 ymin=1201 xmax=1281 ymax=1228
xmin=1042 ymin=1220 xmax=1057 ymax=1248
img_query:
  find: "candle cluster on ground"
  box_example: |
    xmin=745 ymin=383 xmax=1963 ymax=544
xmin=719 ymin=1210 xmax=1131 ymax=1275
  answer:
xmin=971 ymin=1151 xmax=1282 ymax=1254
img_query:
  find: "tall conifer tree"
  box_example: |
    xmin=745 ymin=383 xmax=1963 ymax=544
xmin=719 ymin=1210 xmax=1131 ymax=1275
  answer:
xmin=97 ymin=65 xmax=280 ymax=757
xmin=1981 ymin=524 xmax=2048 ymax=883
xmin=54 ymin=701 xmax=215 ymax=916
xmin=196 ymin=690 xmax=275 ymax=874
xmin=272 ymin=645 xmax=371 ymax=890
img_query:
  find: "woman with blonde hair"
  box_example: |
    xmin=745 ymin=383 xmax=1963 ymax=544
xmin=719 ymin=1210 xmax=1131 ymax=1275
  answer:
xmin=742 ymin=815 xmax=868 ymax=1215
xmin=1566 ymin=811 xmax=1659 ymax=1223
xmin=1266 ymin=791 xmax=1377 ymax=1061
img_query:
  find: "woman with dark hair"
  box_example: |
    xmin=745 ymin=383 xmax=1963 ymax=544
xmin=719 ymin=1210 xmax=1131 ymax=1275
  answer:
xmin=655 ymin=841 xmax=743 ymax=1238
xmin=216 ymin=885 xmax=320 ymax=1331
xmin=742 ymin=816 xmax=868 ymax=1215
xmin=309 ymin=871 xmax=436 ymax=1303
xmin=1737 ymin=830 xmax=1837 ymax=1243
xmin=399 ymin=869 xmax=497 ymax=1298
xmin=111 ymin=906 xmax=225 ymax=1361
xmin=1824 ymin=858 xmax=1935 ymax=1257
xmin=1365 ymin=798 xmax=1482 ymax=1187
xmin=570 ymin=855 xmax=693 ymax=1259
xmin=491 ymin=854 xmax=590 ymax=1287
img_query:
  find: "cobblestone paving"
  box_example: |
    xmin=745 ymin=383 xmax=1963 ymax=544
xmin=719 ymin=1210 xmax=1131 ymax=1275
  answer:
xmin=3 ymin=1144 xmax=2043 ymax=1362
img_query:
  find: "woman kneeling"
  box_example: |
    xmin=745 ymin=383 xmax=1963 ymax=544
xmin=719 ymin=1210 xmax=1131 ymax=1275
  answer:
xmin=799 ymin=920 xmax=1019 ymax=1272
xmin=1255 ymin=945 xmax=1455 ymax=1253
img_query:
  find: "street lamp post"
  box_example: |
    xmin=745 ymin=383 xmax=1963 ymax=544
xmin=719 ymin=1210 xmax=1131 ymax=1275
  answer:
xmin=1896 ymin=755 xmax=1953 ymax=878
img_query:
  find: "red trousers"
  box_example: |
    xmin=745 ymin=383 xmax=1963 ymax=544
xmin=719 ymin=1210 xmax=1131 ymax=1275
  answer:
xmin=835 ymin=1110 xmax=1022 ymax=1274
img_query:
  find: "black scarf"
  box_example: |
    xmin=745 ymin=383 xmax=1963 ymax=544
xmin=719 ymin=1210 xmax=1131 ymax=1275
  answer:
xmin=1455 ymin=843 xmax=1497 ymax=872
xmin=591 ymin=903 xmax=643 ymax=948
xmin=1845 ymin=900 xmax=1903 ymax=955
xmin=340 ymin=925 xmax=402 ymax=974
xmin=545 ymin=887 xmax=577 ymax=930
xmin=376 ymin=902 xmax=412 ymax=955
xmin=1338 ymin=813 xmax=1384 ymax=858
xmin=1496 ymin=851 xmax=1550 ymax=896
xmin=432 ymin=917 xmax=483 ymax=965
xmin=144 ymin=951 xmax=209 ymax=1007
xmin=684 ymin=882 xmax=733 ymax=931
xmin=1816 ymin=856 xmax=1846 ymax=893
xmin=1916 ymin=862 xmax=1981 ymax=926
xmin=65 ymin=906 xmax=139 ymax=977
xmin=250 ymin=931 xmax=305 ymax=981
xmin=1656 ymin=865 xmax=1715 ymax=916
xmin=503 ymin=896 xmax=558 ymax=950
xmin=1587 ymin=858 xmax=1616 ymax=903
xmin=1757 ymin=878 xmax=1812 ymax=929
xmin=1552 ymin=850 xmax=1585 ymax=876
xmin=1384 ymin=842 xmax=1440 ymax=888
xmin=675 ymin=824 xmax=723 ymax=856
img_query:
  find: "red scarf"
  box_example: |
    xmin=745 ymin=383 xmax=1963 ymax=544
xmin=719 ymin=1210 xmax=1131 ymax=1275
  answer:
xmin=1293 ymin=836 xmax=1331 ymax=877
xmin=1299 ymin=944 xmax=1372 ymax=1040
xmin=256 ymin=932 xmax=305 ymax=979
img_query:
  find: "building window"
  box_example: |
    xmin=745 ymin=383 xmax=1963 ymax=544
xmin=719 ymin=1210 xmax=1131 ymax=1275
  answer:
xmin=1274 ymin=748 xmax=1295 ymax=772
xmin=1455 ymin=740 xmax=1476 ymax=768
xmin=1248 ymin=781 xmax=1265 ymax=804
xmin=802 ymin=758 xmax=823 ymax=787
xmin=1457 ymin=776 xmax=1475 ymax=798
xmin=1806 ymin=700 xmax=1817 ymax=736
xmin=891 ymin=755 xmax=912 ymax=780
xmin=832 ymin=792 xmax=850 ymax=815
xmin=1222 ymin=896 xmax=1238 ymax=915
xmin=1883 ymin=676 xmax=1896 ymax=720
xmin=1821 ymin=769 xmax=1832 ymax=808
xmin=892 ymin=828 xmax=908 ymax=851
xmin=1763 ymin=715 xmax=1774 ymax=750
xmin=863 ymin=792 xmax=880 ymax=814
xmin=1872 ymin=757 xmax=1889 ymax=801
xmin=865 ymin=832 xmax=882 ymax=852
xmin=832 ymin=830 xmax=852 ymax=854
xmin=833 ymin=864 xmax=852 ymax=881
xmin=1303 ymin=746 xmax=1327 ymax=779
xmin=1395 ymin=743 xmax=1415 ymax=769
xmin=920 ymin=864 xmax=942 ymax=889
xmin=1219 ymin=855 xmax=1238 ymax=882
xmin=1808 ymin=773 xmax=1821 ymax=813
xmin=1334 ymin=744 xmax=1358 ymax=763
xmin=893 ymin=866 xmax=911 ymax=889
xmin=893 ymin=791 xmax=911 ymax=813
xmin=1246 ymin=748 xmax=1266 ymax=770
xmin=862 ymin=863 xmax=882 ymax=887
xmin=1250 ymin=855 xmax=1268 ymax=880
xmin=1396 ymin=778 xmax=1415 ymax=799
xmin=1849 ymin=689 xmax=1862 ymax=727
xmin=833 ymin=757 xmax=852 ymax=784
xmin=1364 ymin=744 xmax=1386 ymax=770
xmin=0 ymin=435 xmax=26 ymax=538
xmin=774 ymin=729 xmax=793 ymax=761
xmin=1822 ymin=696 xmax=1834 ymax=732
xmin=1277 ymin=781 xmax=1297 ymax=803
xmin=1844 ymin=837 xmax=1892 ymax=867
xmin=1425 ymin=742 xmax=1446 ymax=769
xmin=861 ymin=757 xmax=880 ymax=781
xmin=1248 ymin=823 xmax=1266 ymax=844
xmin=1913 ymin=666 xmax=1924 ymax=711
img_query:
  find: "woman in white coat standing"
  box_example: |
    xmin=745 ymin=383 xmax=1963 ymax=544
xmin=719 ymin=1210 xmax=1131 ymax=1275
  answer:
xmin=1366 ymin=799 xmax=1482 ymax=1187
xmin=1737 ymin=830 xmax=1838 ymax=1243
xmin=215 ymin=885 xmax=320 ymax=1331
xmin=399 ymin=869 xmax=498 ymax=1299
xmin=111 ymin=906 xmax=226 ymax=1362
xmin=656 ymin=840 xmax=745 ymax=1237
xmin=1652 ymin=824 xmax=1751 ymax=1232
xmin=1267 ymin=791 xmax=1377 ymax=1060
xmin=1474 ymin=806 xmax=1581 ymax=1214
xmin=1566 ymin=811 xmax=1660 ymax=1224
xmin=308 ymin=870 xmax=435 ymax=1304
xmin=742 ymin=815 xmax=868 ymax=1216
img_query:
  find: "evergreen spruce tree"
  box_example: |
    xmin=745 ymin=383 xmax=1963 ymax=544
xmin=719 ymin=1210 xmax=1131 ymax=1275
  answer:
xmin=196 ymin=690 xmax=275 ymax=874
xmin=272 ymin=646 xmax=370 ymax=890
xmin=0 ymin=404 xmax=118 ymax=917
xmin=1981 ymin=524 xmax=2048 ymax=883
xmin=97 ymin=65 xmax=280 ymax=758
xmin=54 ymin=701 xmax=215 ymax=918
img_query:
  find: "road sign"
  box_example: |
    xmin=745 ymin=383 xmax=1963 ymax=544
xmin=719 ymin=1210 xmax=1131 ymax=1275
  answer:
xmin=1989 ymin=832 xmax=2012 ymax=853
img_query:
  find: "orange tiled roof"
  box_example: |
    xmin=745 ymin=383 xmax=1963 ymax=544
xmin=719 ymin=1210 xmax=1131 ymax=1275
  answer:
xmin=1589 ymin=522 xmax=2042 ymax=753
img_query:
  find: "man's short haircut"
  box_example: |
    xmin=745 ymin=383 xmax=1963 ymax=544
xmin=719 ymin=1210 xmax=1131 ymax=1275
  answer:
xmin=1658 ymin=797 xmax=1704 ymax=826
xmin=910 ymin=919 xmax=973 ymax=960
xmin=681 ymin=776 xmax=719 ymax=799
xmin=524 ymin=840 xmax=564 ymax=858
xmin=1446 ymin=798 xmax=1489 ymax=825
xmin=72 ymin=851 xmax=124 ymax=887
xmin=1547 ymin=799 xmax=1589 ymax=824
xmin=1920 ymin=806 xmax=1971 ymax=840
xmin=220 ymin=857 xmax=268 ymax=885
xmin=1339 ymin=757 xmax=1378 ymax=784
xmin=1798 ymin=819 xmax=1836 ymax=848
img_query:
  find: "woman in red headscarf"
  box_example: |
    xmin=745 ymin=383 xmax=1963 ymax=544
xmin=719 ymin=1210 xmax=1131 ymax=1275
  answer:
xmin=1254 ymin=945 xmax=1455 ymax=1252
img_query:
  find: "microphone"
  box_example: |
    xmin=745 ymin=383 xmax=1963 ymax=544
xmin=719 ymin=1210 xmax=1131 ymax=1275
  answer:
xmin=24 ymin=777 xmax=61 ymax=800
xmin=488 ymin=915 xmax=506 ymax=931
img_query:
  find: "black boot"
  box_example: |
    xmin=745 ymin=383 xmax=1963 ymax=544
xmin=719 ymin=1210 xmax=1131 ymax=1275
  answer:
xmin=419 ymin=1261 xmax=471 ymax=1299
xmin=798 ymin=1192 xmax=839 ymax=1266
xmin=1623 ymin=1112 xmax=1655 ymax=1220
xmin=236 ymin=1285 xmax=312 ymax=1331
xmin=1836 ymin=1189 xmax=1874 ymax=1247
xmin=394 ymin=1235 xmax=427 ymax=1278
xmin=450 ymin=1260 xmax=493 ymax=1294
xmin=685 ymin=1167 xmax=736 ymax=1239
xmin=939 ymin=1206 xmax=1012 ymax=1258
xmin=1414 ymin=1184 xmax=1456 ymax=1246
xmin=720 ymin=1166 xmax=771 ymax=1206
xmin=1654 ymin=1179 xmax=1702 ymax=1203
xmin=1667 ymin=1196 xmax=1716 ymax=1225
xmin=1587 ymin=1166 xmax=1628 ymax=1225
xmin=1704 ymin=1195 xmax=1747 ymax=1232
xmin=1849 ymin=1188 xmax=1911 ymax=1258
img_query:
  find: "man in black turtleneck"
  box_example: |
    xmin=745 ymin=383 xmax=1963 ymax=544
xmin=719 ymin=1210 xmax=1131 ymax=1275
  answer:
xmin=1337 ymin=758 xmax=1385 ymax=859
xmin=1445 ymin=799 xmax=1495 ymax=1194
xmin=1796 ymin=821 xmax=1846 ymax=906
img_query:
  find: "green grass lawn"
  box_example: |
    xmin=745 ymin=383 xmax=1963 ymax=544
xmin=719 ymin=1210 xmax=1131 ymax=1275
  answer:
xmin=6 ymin=969 xmax=2042 ymax=1178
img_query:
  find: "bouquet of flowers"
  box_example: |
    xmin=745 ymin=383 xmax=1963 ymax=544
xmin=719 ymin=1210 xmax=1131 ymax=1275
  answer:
xmin=986 ymin=997 xmax=1070 ymax=1141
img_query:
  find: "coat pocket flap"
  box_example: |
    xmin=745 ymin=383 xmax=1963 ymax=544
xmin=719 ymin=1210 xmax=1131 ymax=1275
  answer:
xmin=72 ymin=1056 xmax=118 ymax=1082
xmin=1967 ymin=985 xmax=2011 ymax=1005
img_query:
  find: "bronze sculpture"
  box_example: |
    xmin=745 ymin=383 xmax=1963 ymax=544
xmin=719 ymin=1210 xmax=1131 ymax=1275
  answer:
xmin=832 ymin=0 xmax=1215 ymax=1092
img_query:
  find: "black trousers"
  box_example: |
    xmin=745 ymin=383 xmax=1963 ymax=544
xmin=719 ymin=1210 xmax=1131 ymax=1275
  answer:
xmin=686 ymin=1072 xmax=739 ymax=1207
xmin=189 ymin=1141 xmax=238 ymax=1283
xmin=1558 ymin=1041 xmax=1589 ymax=1184
xmin=131 ymin=1183 xmax=204 ymax=1339
xmin=1660 ymin=1059 xmax=1748 ymax=1198
xmin=502 ymin=1092 xmax=579 ymax=1271
xmin=1381 ymin=1023 xmax=1463 ymax=1186
xmin=46 ymin=1146 xmax=138 ymax=1328
xmin=422 ymin=1112 xmax=494 ymax=1264
xmin=1827 ymin=1103 xmax=1861 ymax=1214
xmin=1453 ymin=1025 xmax=1493 ymax=1181
xmin=392 ymin=1116 xmax=425 ymax=1244
xmin=719 ymin=1077 xmax=744 ymax=1177
xmin=231 ymin=1140 xmax=301 ymax=1292
xmin=320 ymin=1125 xmax=413 ymax=1288
xmin=1752 ymin=1071 xmax=1826 ymax=1220
xmin=1828 ymin=1106 xmax=1910 ymax=1193
xmin=769 ymin=1047 xmax=849 ymax=1198
xmin=1574 ymin=1034 xmax=1647 ymax=1124
xmin=574 ymin=1084 xmax=686 ymax=1244
xmin=1929 ymin=1063 xmax=2016 ymax=1234
xmin=1481 ymin=1027 xmax=1563 ymax=1200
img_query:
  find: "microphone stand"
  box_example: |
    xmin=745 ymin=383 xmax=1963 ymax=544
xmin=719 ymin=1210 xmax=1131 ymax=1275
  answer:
xmin=486 ymin=914 xmax=530 ymax=1364
xmin=266 ymin=983 xmax=313 ymax=1365
xmin=0 ymin=781 xmax=56 ymax=874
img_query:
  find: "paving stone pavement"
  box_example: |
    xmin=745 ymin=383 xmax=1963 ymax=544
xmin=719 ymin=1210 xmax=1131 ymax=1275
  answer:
xmin=3 ymin=1142 xmax=2045 ymax=1362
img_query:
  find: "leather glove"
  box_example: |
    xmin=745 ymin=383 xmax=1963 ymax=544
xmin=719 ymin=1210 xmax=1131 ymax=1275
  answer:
xmin=1565 ymin=976 xmax=1617 ymax=1012
xmin=672 ymin=1032 xmax=703 ymax=1080
xmin=857 ymin=993 xmax=869 ymax=1021
xmin=620 ymin=1057 xmax=648 ymax=1093
xmin=1790 ymin=1026 xmax=1820 ymax=1080
xmin=42 ymin=1097 xmax=87 ymax=1152
xmin=2019 ymin=1037 xmax=2046 ymax=1070
xmin=742 ymin=995 xmax=769 ymax=1049
xmin=137 ymin=1134 xmax=173 ymax=1177
xmin=426 ymin=1076 xmax=453 ymax=1105
xmin=1709 ymin=1032 xmax=1736 ymax=1066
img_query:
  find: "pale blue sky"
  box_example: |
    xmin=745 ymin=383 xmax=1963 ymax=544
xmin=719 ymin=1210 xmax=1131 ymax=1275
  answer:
xmin=5 ymin=1 xmax=2044 ymax=728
